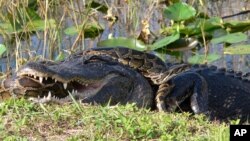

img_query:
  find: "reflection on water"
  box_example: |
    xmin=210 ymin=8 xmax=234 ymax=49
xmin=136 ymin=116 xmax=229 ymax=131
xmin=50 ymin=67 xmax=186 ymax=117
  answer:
xmin=0 ymin=0 xmax=250 ymax=73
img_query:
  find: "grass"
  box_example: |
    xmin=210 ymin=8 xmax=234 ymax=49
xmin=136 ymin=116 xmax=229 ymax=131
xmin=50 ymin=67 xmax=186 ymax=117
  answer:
xmin=0 ymin=98 xmax=229 ymax=141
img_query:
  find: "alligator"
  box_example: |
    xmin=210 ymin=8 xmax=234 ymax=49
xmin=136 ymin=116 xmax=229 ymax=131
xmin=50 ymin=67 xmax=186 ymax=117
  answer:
xmin=0 ymin=56 xmax=154 ymax=108
xmin=0 ymin=47 xmax=250 ymax=123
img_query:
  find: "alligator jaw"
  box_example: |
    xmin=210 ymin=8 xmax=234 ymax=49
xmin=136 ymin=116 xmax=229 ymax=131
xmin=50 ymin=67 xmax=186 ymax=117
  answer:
xmin=16 ymin=69 xmax=118 ymax=103
xmin=28 ymin=91 xmax=80 ymax=104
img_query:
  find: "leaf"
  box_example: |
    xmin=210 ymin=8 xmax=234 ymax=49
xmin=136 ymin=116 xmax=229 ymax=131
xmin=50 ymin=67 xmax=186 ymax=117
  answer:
xmin=0 ymin=44 xmax=6 ymax=57
xmin=97 ymin=37 xmax=147 ymax=51
xmin=151 ymin=33 xmax=180 ymax=50
xmin=224 ymin=45 xmax=250 ymax=55
xmin=0 ymin=22 xmax=15 ymax=34
xmin=0 ymin=19 xmax=56 ymax=34
xmin=164 ymin=2 xmax=196 ymax=21
xmin=188 ymin=54 xmax=221 ymax=64
xmin=64 ymin=23 xmax=103 ymax=38
xmin=25 ymin=7 xmax=41 ymax=20
xmin=55 ymin=52 xmax=66 ymax=62
xmin=211 ymin=32 xmax=248 ymax=44
xmin=223 ymin=20 xmax=250 ymax=33
xmin=181 ymin=17 xmax=223 ymax=36
xmin=26 ymin=19 xmax=56 ymax=31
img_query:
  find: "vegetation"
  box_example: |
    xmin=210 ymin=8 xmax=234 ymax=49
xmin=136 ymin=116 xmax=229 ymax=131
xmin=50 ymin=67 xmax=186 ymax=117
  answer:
xmin=0 ymin=98 xmax=230 ymax=140
xmin=0 ymin=0 xmax=249 ymax=66
xmin=97 ymin=2 xmax=250 ymax=64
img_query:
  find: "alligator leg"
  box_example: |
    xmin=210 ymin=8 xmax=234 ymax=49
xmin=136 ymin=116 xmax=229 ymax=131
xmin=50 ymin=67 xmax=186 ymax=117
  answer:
xmin=161 ymin=72 xmax=209 ymax=114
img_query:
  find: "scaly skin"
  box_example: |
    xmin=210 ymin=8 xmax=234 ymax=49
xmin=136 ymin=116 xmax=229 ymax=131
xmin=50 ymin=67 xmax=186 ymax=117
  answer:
xmin=74 ymin=47 xmax=191 ymax=111
xmin=74 ymin=47 xmax=169 ymax=84
xmin=163 ymin=64 xmax=250 ymax=122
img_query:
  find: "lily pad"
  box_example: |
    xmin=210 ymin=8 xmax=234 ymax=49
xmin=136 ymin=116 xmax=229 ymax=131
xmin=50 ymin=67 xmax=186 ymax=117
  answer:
xmin=211 ymin=32 xmax=248 ymax=44
xmin=164 ymin=2 xmax=196 ymax=21
xmin=97 ymin=37 xmax=147 ymax=51
xmin=150 ymin=33 xmax=180 ymax=50
xmin=224 ymin=45 xmax=250 ymax=55
xmin=26 ymin=19 xmax=56 ymax=31
xmin=181 ymin=17 xmax=223 ymax=36
xmin=223 ymin=20 xmax=250 ymax=33
xmin=188 ymin=54 xmax=221 ymax=64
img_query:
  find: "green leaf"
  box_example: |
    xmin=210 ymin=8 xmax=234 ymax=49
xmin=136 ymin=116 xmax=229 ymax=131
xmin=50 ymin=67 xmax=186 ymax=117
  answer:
xmin=64 ymin=26 xmax=78 ymax=36
xmin=0 ymin=22 xmax=15 ymax=34
xmin=224 ymin=45 xmax=250 ymax=55
xmin=55 ymin=52 xmax=65 ymax=62
xmin=223 ymin=20 xmax=250 ymax=33
xmin=25 ymin=7 xmax=41 ymax=20
xmin=164 ymin=2 xmax=196 ymax=21
xmin=97 ymin=37 xmax=147 ymax=51
xmin=0 ymin=19 xmax=56 ymax=34
xmin=211 ymin=32 xmax=248 ymax=44
xmin=180 ymin=17 xmax=223 ymax=36
xmin=188 ymin=54 xmax=221 ymax=64
xmin=0 ymin=44 xmax=6 ymax=57
xmin=26 ymin=19 xmax=56 ymax=31
xmin=151 ymin=33 xmax=180 ymax=50
xmin=64 ymin=23 xmax=103 ymax=38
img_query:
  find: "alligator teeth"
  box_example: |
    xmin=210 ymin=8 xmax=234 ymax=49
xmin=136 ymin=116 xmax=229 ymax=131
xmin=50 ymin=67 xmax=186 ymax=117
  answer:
xmin=63 ymin=83 xmax=68 ymax=89
xmin=39 ymin=77 xmax=43 ymax=83
xmin=55 ymin=79 xmax=57 ymax=82
xmin=52 ymin=95 xmax=57 ymax=99
xmin=85 ymin=84 xmax=88 ymax=87
xmin=47 ymin=91 xmax=52 ymax=99
xmin=28 ymin=91 xmax=52 ymax=103
xmin=45 ymin=77 xmax=48 ymax=80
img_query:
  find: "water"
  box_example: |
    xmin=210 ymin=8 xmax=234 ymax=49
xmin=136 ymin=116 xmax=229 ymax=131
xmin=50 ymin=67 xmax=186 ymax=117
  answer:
xmin=0 ymin=0 xmax=250 ymax=73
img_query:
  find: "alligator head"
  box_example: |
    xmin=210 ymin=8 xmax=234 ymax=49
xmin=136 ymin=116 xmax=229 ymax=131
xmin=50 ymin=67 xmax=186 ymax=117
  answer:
xmin=0 ymin=56 xmax=154 ymax=108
